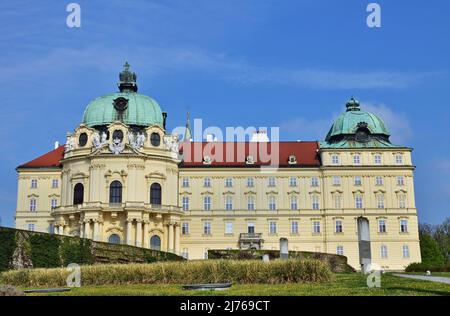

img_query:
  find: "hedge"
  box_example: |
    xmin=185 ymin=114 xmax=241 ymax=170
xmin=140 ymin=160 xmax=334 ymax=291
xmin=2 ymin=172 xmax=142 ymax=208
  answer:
xmin=405 ymin=262 xmax=450 ymax=272
xmin=0 ymin=259 xmax=333 ymax=288
xmin=208 ymin=249 xmax=355 ymax=273
xmin=0 ymin=227 xmax=184 ymax=272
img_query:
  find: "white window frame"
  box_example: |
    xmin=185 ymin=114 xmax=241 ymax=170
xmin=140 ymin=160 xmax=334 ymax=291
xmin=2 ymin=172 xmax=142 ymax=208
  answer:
xmin=269 ymin=221 xmax=277 ymax=234
xmin=402 ymin=245 xmax=410 ymax=258
xmin=51 ymin=198 xmax=58 ymax=210
xmin=28 ymin=223 xmax=35 ymax=231
xmin=289 ymin=177 xmax=297 ymax=187
xmin=52 ymin=179 xmax=59 ymax=188
xmin=268 ymin=196 xmax=276 ymax=210
xmin=377 ymin=194 xmax=385 ymax=209
xmin=354 ymin=176 xmax=362 ymax=186
xmin=335 ymin=220 xmax=343 ymax=233
xmin=225 ymin=177 xmax=233 ymax=188
xmin=182 ymin=222 xmax=189 ymax=235
xmin=182 ymin=196 xmax=189 ymax=211
xmin=290 ymin=195 xmax=298 ymax=211
xmin=313 ymin=221 xmax=321 ymax=234
xmin=225 ymin=222 xmax=233 ymax=234
xmin=375 ymin=176 xmax=383 ymax=186
xmin=336 ymin=246 xmax=344 ymax=255
xmin=267 ymin=177 xmax=276 ymax=187
xmin=374 ymin=154 xmax=382 ymax=165
xmin=31 ymin=179 xmax=38 ymax=188
xmin=380 ymin=245 xmax=388 ymax=259
xmin=312 ymin=195 xmax=320 ymax=210
xmin=332 ymin=176 xmax=341 ymax=186
xmin=355 ymin=195 xmax=363 ymax=209
xmin=353 ymin=154 xmax=361 ymax=165
xmin=203 ymin=196 xmax=211 ymax=211
xmin=400 ymin=219 xmax=408 ymax=233
xmin=247 ymin=177 xmax=254 ymax=187
xmin=311 ymin=177 xmax=319 ymax=187
xmin=291 ymin=221 xmax=299 ymax=234
xmin=182 ymin=177 xmax=189 ymax=188
xmin=378 ymin=219 xmax=387 ymax=233
xmin=395 ymin=154 xmax=403 ymax=165
xmin=247 ymin=196 xmax=255 ymax=211
xmin=225 ymin=196 xmax=233 ymax=211
xmin=331 ymin=155 xmax=340 ymax=165
xmin=29 ymin=199 xmax=37 ymax=212
xmin=203 ymin=222 xmax=212 ymax=235
xmin=204 ymin=177 xmax=211 ymax=187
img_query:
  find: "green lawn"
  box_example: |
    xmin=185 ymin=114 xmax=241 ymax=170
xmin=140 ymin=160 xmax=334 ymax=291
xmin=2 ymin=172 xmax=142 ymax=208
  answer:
xmin=404 ymin=272 xmax=450 ymax=278
xmin=25 ymin=273 xmax=450 ymax=296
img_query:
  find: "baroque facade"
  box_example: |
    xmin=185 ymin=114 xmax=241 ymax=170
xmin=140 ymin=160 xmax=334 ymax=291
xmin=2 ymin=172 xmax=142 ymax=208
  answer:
xmin=15 ymin=63 xmax=421 ymax=270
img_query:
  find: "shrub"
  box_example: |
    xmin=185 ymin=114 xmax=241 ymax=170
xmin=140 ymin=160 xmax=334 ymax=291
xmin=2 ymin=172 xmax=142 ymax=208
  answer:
xmin=405 ymin=262 xmax=450 ymax=272
xmin=0 ymin=259 xmax=332 ymax=288
xmin=0 ymin=230 xmax=17 ymax=271
xmin=419 ymin=234 xmax=446 ymax=266
xmin=29 ymin=234 xmax=61 ymax=268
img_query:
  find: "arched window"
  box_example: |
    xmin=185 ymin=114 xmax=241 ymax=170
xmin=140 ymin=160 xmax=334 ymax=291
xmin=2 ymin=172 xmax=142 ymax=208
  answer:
xmin=108 ymin=234 xmax=121 ymax=244
xmin=150 ymin=183 xmax=162 ymax=205
xmin=73 ymin=183 xmax=84 ymax=205
xmin=150 ymin=235 xmax=161 ymax=250
xmin=109 ymin=181 xmax=122 ymax=203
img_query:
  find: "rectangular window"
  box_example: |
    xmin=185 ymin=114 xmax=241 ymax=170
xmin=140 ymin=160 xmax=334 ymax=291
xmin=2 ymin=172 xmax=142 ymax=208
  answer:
xmin=402 ymin=245 xmax=410 ymax=258
xmin=267 ymin=177 xmax=276 ymax=187
xmin=397 ymin=176 xmax=405 ymax=186
xmin=52 ymin=179 xmax=59 ymax=188
xmin=377 ymin=195 xmax=385 ymax=209
xmin=28 ymin=223 xmax=35 ymax=231
xmin=375 ymin=176 xmax=383 ymax=186
xmin=398 ymin=194 xmax=406 ymax=209
xmin=395 ymin=154 xmax=403 ymax=165
xmin=225 ymin=178 xmax=233 ymax=187
xmin=353 ymin=154 xmax=361 ymax=165
xmin=204 ymin=249 xmax=209 ymax=259
xmin=182 ymin=196 xmax=189 ymax=211
xmin=374 ymin=154 xmax=382 ymax=165
xmin=332 ymin=155 xmax=339 ymax=165
xmin=247 ymin=177 xmax=254 ymax=187
xmin=289 ymin=177 xmax=297 ymax=187
xmin=182 ymin=178 xmax=189 ymax=188
xmin=247 ymin=222 xmax=255 ymax=234
xmin=291 ymin=221 xmax=299 ymax=234
xmin=203 ymin=222 xmax=211 ymax=235
xmin=313 ymin=221 xmax=321 ymax=234
xmin=31 ymin=179 xmax=38 ymax=188
xmin=334 ymin=195 xmax=342 ymax=209
xmin=203 ymin=196 xmax=211 ymax=211
xmin=247 ymin=196 xmax=255 ymax=211
xmin=332 ymin=176 xmax=341 ymax=186
xmin=268 ymin=196 xmax=276 ymax=210
xmin=335 ymin=220 xmax=343 ymax=233
xmin=225 ymin=196 xmax=233 ymax=211
xmin=311 ymin=177 xmax=319 ymax=187
xmin=400 ymin=220 xmax=408 ymax=233
xmin=354 ymin=176 xmax=362 ymax=186
xmin=269 ymin=221 xmax=277 ymax=234
xmin=182 ymin=222 xmax=189 ymax=235
xmin=204 ymin=178 xmax=211 ymax=187
xmin=378 ymin=219 xmax=387 ymax=233
xmin=290 ymin=195 xmax=298 ymax=210
xmin=29 ymin=199 xmax=36 ymax=212
xmin=225 ymin=222 xmax=233 ymax=234
xmin=312 ymin=195 xmax=320 ymax=210
xmin=336 ymin=246 xmax=344 ymax=255
xmin=355 ymin=195 xmax=363 ymax=209
xmin=380 ymin=245 xmax=388 ymax=259
xmin=51 ymin=198 xmax=58 ymax=210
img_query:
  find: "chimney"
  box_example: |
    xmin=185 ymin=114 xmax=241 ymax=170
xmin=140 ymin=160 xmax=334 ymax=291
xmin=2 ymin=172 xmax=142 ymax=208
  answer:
xmin=250 ymin=130 xmax=269 ymax=142
xmin=54 ymin=141 xmax=59 ymax=149
xmin=206 ymin=134 xmax=214 ymax=142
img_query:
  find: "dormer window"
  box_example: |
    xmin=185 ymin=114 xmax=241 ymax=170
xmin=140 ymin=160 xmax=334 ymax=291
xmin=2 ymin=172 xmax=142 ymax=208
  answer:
xmin=288 ymin=155 xmax=297 ymax=165
xmin=246 ymin=155 xmax=254 ymax=165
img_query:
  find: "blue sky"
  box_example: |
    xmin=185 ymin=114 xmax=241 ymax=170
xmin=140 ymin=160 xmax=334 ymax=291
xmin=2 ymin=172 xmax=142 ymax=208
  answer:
xmin=0 ymin=0 xmax=449 ymax=227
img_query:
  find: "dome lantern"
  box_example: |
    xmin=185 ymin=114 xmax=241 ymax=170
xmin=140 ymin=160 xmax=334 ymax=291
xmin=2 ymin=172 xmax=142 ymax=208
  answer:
xmin=118 ymin=62 xmax=138 ymax=93
xmin=346 ymin=96 xmax=360 ymax=112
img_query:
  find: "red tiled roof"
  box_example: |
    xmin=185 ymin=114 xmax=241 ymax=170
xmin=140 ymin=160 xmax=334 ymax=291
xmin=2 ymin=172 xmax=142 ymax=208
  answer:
xmin=179 ymin=141 xmax=320 ymax=168
xmin=17 ymin=146 xmax=65 ymax=169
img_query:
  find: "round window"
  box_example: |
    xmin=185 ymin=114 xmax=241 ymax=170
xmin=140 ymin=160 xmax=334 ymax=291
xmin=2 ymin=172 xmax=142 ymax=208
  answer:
xmin=78 ymin=133 xmax=88 ymax=147
xmin=150 ymin=132 xmax=161 ymax=147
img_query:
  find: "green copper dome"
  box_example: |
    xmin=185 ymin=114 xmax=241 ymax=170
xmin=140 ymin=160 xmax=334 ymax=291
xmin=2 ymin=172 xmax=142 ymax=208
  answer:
xmin=325 ymin=97 xmax=390 ymax=141
xmin=81 ymin=63 xmax=164 ymax=128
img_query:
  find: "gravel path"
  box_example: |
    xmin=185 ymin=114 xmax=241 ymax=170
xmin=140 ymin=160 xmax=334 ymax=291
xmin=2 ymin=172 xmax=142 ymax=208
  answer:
xmin=393 ymin=274 xmax=450 ymax=285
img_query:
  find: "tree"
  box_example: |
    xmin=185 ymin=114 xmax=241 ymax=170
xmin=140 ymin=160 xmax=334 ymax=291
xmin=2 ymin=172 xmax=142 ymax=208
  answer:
xmin=419 ymin=234 xmax=445 ymax=266
xmin=433 ymin=217 xmax=450 ymax=263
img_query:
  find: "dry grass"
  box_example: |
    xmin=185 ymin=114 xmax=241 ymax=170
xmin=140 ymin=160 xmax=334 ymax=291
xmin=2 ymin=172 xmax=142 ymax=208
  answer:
xmin=0 ymin=259 xmax=332 ymax=288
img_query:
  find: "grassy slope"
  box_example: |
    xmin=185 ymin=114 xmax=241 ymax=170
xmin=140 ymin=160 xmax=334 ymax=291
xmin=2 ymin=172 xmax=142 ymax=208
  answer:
xmin=25 ymin=274 xmax=450 ymax=296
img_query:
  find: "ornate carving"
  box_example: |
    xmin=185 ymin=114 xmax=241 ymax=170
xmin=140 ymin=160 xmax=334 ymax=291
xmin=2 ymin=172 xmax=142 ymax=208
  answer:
xmin=128 ymin=131 xmax=146 ymax=150
xmin=92 ymin=131 xmax=108 ymax=149
xmin=109 ymin=137 xmax=124 ymax=154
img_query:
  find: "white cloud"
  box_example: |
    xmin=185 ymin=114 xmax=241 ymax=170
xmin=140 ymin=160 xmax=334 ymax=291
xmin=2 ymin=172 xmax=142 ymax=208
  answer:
xmin=362 ymin=103 xmax=413 ymax=144
xmin=0 ymin=44 xmax=434 ymax=91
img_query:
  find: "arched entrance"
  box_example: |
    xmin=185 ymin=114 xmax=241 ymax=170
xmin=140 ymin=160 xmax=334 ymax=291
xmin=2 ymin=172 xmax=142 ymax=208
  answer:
xmin=150 ymin=235 xmax=161 ymax=250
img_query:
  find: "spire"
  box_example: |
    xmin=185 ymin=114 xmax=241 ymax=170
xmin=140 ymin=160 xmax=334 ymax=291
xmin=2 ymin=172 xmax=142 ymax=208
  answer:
xmin=184 ymin=112 xmax=192 ymax=142
xmin=346 ymin=96 xmax=360 ymax=112
xmin=118 ymin=62 xmax=138 ymax=92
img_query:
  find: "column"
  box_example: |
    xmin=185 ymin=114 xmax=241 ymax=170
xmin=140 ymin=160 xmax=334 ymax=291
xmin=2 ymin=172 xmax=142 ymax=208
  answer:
xmin=163 ymin=224 xmax=168 ymax=251
xmin=174 ymin=224 xmax=180 ymax=255
xmin=143 ymin=221 xmax=149 ymax=248
xmin=93 ymin=221 xmax=99 ymax=241
xmin=136 ymin=220 xmax=142 ymax=247
xmin=168 ymin=223 xmax=174 ymax=253
xmin=84 ymin=221 xmax=91 ymax=239
xmin=126 ymin=220 xmax=133 ymax=245
xmin=53 ymin=225 xmax=58 ymax=235
xmin=58 ymin=225 xmax=63 ymax=235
